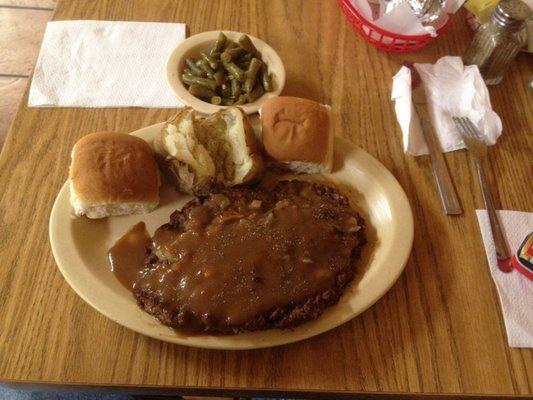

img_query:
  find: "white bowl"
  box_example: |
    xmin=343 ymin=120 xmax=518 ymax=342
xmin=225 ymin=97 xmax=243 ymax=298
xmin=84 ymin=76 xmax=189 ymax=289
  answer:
xmin=166 ymin=30 xmax=286 ymax=115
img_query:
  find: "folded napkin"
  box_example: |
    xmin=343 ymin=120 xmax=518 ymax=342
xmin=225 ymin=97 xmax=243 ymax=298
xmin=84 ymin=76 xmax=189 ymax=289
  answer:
xmin=476 ymin=210 xmax=533 ymax=348
xmin=391 ymin=56 xmax=502 ymax=155
xmin=29 ymin=21 xmax=185 ymax=108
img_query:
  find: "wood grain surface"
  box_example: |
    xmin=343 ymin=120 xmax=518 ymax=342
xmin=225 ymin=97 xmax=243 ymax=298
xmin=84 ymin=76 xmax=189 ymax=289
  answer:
xmin=0 ymin=76 xmax=27 ymax=143
xmin=0 ymin=0 xmax=532 ymax=397
xmin=0 ymin=7 xmax=52 ymax=75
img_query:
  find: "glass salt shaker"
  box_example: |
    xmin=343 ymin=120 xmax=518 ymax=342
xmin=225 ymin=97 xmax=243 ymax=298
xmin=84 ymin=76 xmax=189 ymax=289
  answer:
xmin=463 ymin=0 xmax=531 ymax=85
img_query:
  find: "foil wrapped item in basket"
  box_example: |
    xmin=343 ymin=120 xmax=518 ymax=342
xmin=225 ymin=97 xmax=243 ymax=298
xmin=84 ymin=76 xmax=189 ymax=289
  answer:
xmin=379 ymin=0 xmax=452 ymax=30
xmin=339 ymin=0 xmax=465 ymax=51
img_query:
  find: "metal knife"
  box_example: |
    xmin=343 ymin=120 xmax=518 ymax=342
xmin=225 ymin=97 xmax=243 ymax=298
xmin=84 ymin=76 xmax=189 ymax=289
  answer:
xmin=405 ymin=63 xmax=462 ymax=215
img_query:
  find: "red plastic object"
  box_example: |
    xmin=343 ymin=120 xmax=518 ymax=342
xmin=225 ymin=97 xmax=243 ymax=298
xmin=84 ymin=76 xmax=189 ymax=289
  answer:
xmin=511 ymin=232 xmax=533 ymax=281
xmin=512 ymin=256 xmax=533 ymax=280
xmin=338 ymin=0 xmax=452 ymax=52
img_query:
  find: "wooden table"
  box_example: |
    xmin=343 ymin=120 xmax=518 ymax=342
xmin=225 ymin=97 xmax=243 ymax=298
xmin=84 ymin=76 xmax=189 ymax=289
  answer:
xmin=0 ymin=0 xmax=531 ymax=398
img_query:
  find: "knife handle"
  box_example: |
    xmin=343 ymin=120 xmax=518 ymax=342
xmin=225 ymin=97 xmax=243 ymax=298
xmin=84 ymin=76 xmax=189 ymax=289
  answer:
xmin=476 ymin=160 xmax=512 ymax=267
xmin=419 ymin=118 xmax=462 ymax=215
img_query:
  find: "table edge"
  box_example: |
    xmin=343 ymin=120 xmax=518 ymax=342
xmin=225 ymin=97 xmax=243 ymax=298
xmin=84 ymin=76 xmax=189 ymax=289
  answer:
xmin=1 ymin=379 xmax=531 ymax=399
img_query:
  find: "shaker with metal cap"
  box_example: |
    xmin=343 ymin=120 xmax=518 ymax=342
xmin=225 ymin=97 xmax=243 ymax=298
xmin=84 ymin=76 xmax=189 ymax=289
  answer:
xmin=463 ymin=0 xmax=531 ymax=85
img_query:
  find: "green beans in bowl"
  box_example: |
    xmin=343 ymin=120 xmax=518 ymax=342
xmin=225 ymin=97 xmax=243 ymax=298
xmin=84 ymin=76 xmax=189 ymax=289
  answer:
xmin=166 ymin=31 xmax=285 ymax=114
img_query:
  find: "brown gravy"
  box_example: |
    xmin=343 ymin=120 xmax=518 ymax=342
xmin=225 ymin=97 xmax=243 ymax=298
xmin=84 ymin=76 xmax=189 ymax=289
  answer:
xmin=135 ymin=184 xmax=362 ymax=332
xmin=107 ymin=182 xmax=364 ymax=334
xmin=107 ymin=222 xmax=151 ymax=290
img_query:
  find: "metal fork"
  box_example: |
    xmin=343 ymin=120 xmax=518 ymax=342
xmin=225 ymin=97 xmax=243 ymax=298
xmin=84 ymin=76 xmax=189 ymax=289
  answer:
xmin=452 ymin=117 xmax=512 ymax=272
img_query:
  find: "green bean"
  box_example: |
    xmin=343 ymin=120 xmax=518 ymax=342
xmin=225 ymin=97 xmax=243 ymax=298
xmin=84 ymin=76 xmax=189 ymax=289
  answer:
xmin=260 ymin=63 xmax=273 ymax=92
xmin=238 ymin=61 xmax=251 ymax=71
xmin=224 ymin=40 xmax=238 ymax=51
xmin=213 ymin=70 xmax=225 ymax=86
xmin=185 ymin=58 xmax=205 ymax=77
xmin=200 ymin=52 xmax=219 ymax=70
xmin=211 ymin=96 xmax=222 ymax=105
xmin=242 ymin=77 xmax=253 ymax=93
xmin=223 ymin=61 xmax=245 ymax=81
xmin=221 ymin=47 xmax=247 ymax=63
xmin=220 ymin=52 xmax=231 ymax=63
xmin=243 ymin=57 xmax=262 ymax=93
xmin=236 ymin=53 xmax=252 ymax=70
xmin=197 ymin=59 xmax=214 ymax=77
xmin=238 ymin=34 xmax=260 ymax=57
xmin=234 ymin=94 xmax=248 ymax=105
xmin=182 ymin=32 xmax=273 ymax=105
xmin=209 ymin=32 xmax=227 ymax=56
xmin=181 ymin=74 xmax=196 ymax=86
xmin=220 ymin=83 xmax=232 ymax=98
xmin=231 ymin=79 xmax=242 ymax=97
xmin=247 ymin=58 xmax=262 ymax=77
xmin=238 ymin=52 xmax=252 ymax=62
xmin=188 ymin=84 xmax=216 ymax=100
xmin=235 ymin=53 xmax=252 ymax=67
xmin=221 ymin=97 xmax=235 ymax=106
xmin=247 ymin=83 xmax=265 ymax=102
xmin=181 ymin=74 xmax=217 ymax=91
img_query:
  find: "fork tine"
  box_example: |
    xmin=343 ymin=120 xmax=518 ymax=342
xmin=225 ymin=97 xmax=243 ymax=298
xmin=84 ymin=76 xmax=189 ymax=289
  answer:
xmin=463 ymin=118 xmax=485 ymax=141
xmin=453 ymin=117 xmax=471 ymax=140
xmin=453 ymin=117 xmax=484 ymax=142
xmin=452 ymin=117 xmax=463 ymax=133
xmin=459 ymin=118 xmax=474 ymax=138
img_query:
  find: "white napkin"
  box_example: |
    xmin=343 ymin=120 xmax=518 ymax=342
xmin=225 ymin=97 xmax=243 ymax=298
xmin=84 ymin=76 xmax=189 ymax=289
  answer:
xmin=29 ymin=21 xmax=185 ymax=108
xmin=391 ymin=56 xmax=502 ymax=155
xmin=476 ymin=210 xmax=533 ymax=348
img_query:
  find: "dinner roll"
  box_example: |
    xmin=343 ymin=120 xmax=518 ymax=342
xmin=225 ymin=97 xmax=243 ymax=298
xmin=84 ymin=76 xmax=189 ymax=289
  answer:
xmin=260 ymin=96 xmax=333 ymax=174
xmin=69 ymin=132 xmax=160 ymax=219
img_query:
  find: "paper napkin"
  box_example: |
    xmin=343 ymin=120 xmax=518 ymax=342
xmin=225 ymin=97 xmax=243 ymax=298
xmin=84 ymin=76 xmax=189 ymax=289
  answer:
xmin=476 ymin=210 xmax=533 ymax=348
xmin=29 ymin=20 xmax=186 ymax=108
xmin=391 ymin=56 xmax=503 ymax=155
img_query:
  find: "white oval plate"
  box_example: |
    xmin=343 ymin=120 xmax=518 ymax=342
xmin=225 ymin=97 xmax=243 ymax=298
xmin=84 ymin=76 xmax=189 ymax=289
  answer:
xmin=166 ymin=30 xmax=286 ymax=115
xmin=50 ymin=123 xmax=413 ymax=350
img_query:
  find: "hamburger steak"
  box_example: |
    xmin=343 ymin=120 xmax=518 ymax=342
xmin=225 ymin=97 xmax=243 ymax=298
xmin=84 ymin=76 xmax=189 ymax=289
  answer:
xmin=134 ymin=180 xmax=366 ymax=334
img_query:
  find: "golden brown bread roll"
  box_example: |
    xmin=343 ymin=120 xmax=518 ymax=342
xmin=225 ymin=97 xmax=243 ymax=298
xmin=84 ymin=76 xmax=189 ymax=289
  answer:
xmin=260 ymin=96 xmax=333 ymax=173
xmin=69 ymin=131 xmax=160 ymax=219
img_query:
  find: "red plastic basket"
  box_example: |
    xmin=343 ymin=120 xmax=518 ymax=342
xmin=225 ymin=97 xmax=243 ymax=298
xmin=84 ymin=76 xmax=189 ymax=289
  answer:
xmin=338 ymin=0 xmax=451 ymax=52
